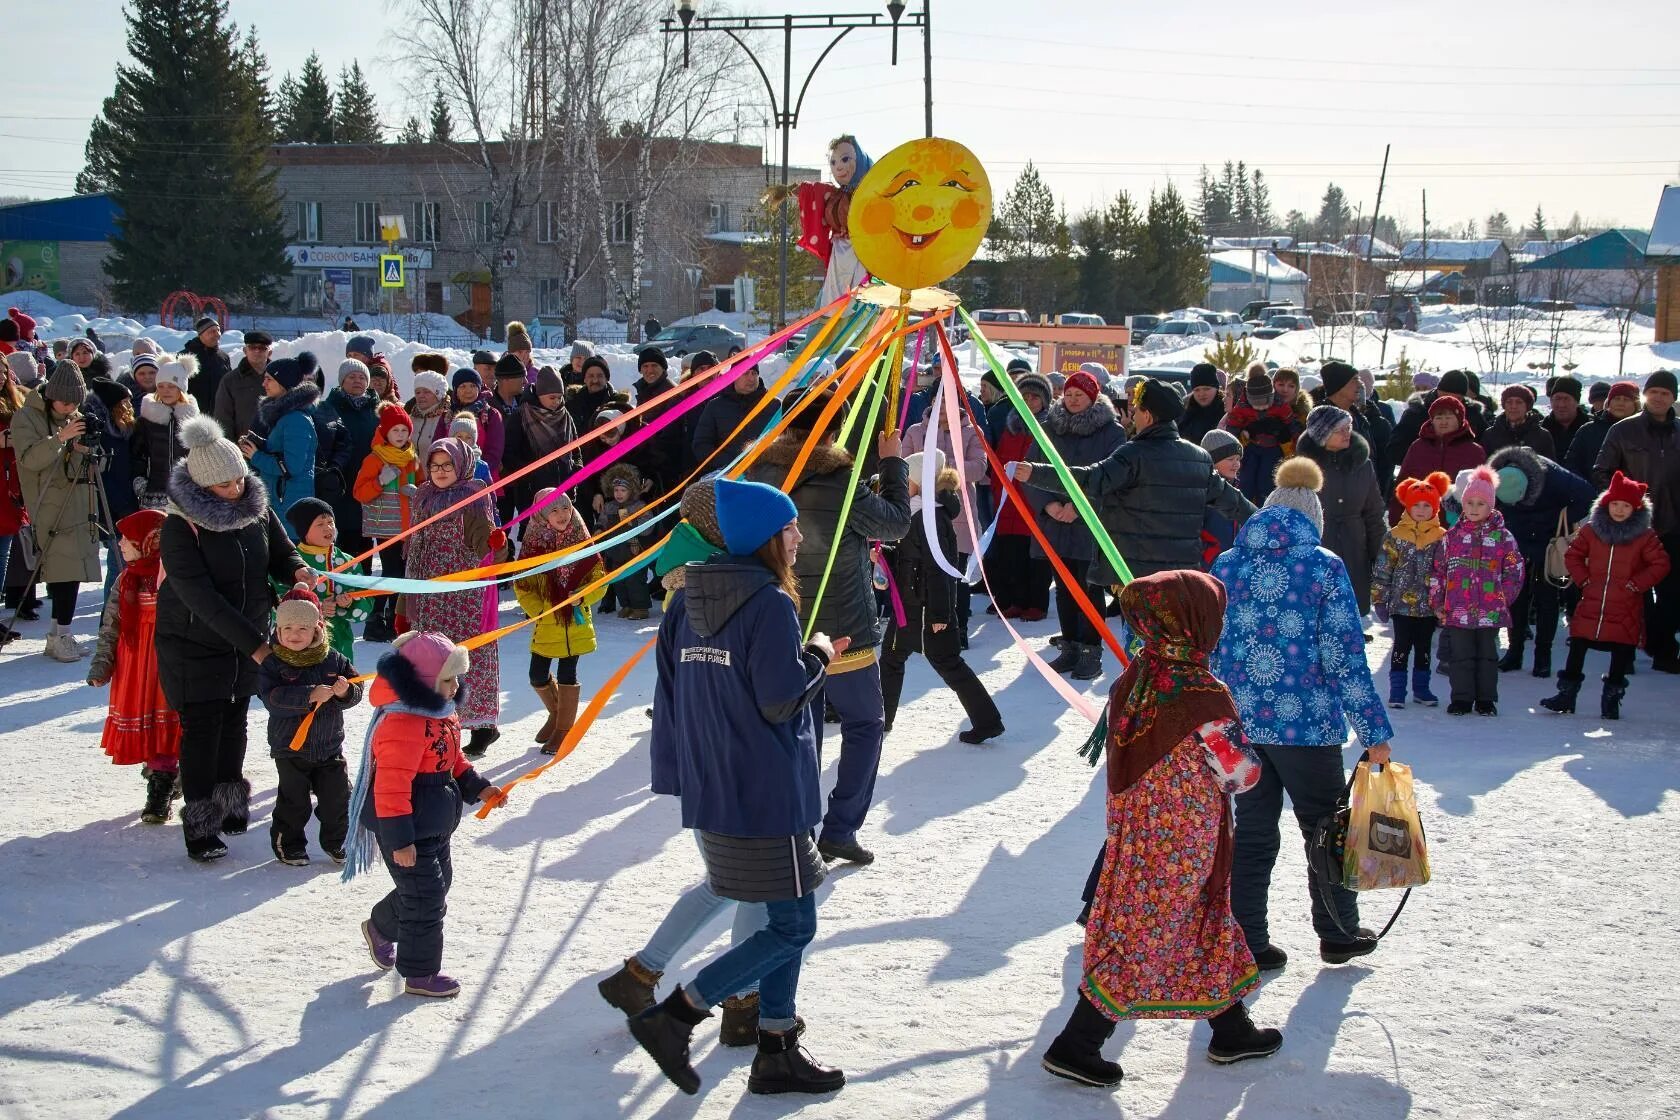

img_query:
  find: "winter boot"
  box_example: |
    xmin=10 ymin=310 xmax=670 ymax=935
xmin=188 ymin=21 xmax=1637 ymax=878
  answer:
xmin=542 ymin=684 xmax=581 ymax=755
xmin=1041 ymin=995 xmax=1122 ymax=1088
xmin=1475 ymin=700 xmax=1498 ymax=716
xmin=1386 ymin=668 xmax=1407 ymax=709
xmin=747 ymin=1028 xmax=846 ymax=1095
xmin=181 ymin=799 xmax=227 ymax=863
xmin=363 ymin=598 xmax=396 ymax=644
xmin=1071 ymin=644 xmax=1103 ymax=681
xmin=270 ymin=831 xmax=309 ymax=866
xmin=404 ymin=973 xmax=461 ymax=998
xmin=817 ymin=836 xmax=875 ymax=865
xmin=212 ymin=778 xmax=251 ymax=836
xmin=1601 ymin=675 xmax=1628 ymax=721
xmin=44 ymin=622 xmax=87 ymax=662
xmin=1206 ymin=1000 xmax=1284 ymax=1064
xmin=720 ymin=993 xmax=761 ymax=1047
xmin=1531 ymin=647 xmax=1552 ymax=678
xmin=1411 ymin=668 xmax=1439 ymax=706
xmin=598 ymin=955 xmax=662 ymax=1016
xmin=463 ymin=726 xmax=499 ymax=760
xmin=1539 ymin=671 xmax=1584 ymax=715
xmin=1320 ymin=926 xmax=1378 ymax=964
xmin=1047 ymin=639 xmax=1081 ymax=674
xmin=1498 ymin=640 xmax=1525 ymax=673
xmin=1250 ymin=943 xmax=1288 ymax=973
xmin=140 ymin=767 xmax=174 ymax=824
xmin=361 ymin=918 xmax=395 ymax=971
xmin=630 ymin=987 xmax=711 ymax=1095
xmin=531 ymin=679 xmax=560 ymax=743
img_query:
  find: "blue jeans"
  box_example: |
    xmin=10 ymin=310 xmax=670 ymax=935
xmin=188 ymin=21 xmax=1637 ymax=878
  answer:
xmin=689 ymin=894 xmax=817 ymax=1030
xmin=817 ymin=662 xmax=886 ymax=845
xmin=637 ymin=834 xmax=769 ymax=996
xmin=103 ymin=537 xmax=125 ymax=600
xmin=1231 ymin=744 xmax=1360 ymax=948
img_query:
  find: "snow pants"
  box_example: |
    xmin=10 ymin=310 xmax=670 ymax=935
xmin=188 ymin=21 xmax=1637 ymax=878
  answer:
xmin=371 ymin=834 xmax=454 ymax=978
xmin=271 ymin=755 xmax=350 ymax=854
xmin=1443 ymin=626 xmax=1500 ymax=705
xmin=176 ymin=696 xmax=250 ymax=804
xmin=880 ymin=626 xmax=1001 ymax=734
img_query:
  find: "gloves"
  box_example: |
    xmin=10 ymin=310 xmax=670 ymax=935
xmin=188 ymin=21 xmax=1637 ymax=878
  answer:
xmin=378 ymin=465 xmax=398 ymax=485
xmin=488 ymin=527 xmax=508 ymax=553
xmin=400 ymin=483 xmax=419 ymax=498
xmin=1374 ymin=605 xmax=1390 ymax=624
xmin=132 ymin=476 xmax=147 ymax=499
xmin=805 ymin=633 xmax=836 ymax=664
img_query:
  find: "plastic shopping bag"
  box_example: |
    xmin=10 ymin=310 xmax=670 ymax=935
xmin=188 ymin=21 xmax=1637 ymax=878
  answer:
xmin=1342 ymin=761 xmax=1430 ymax=891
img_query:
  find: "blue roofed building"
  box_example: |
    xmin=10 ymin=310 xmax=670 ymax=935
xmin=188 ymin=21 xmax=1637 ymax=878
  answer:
xmin=0 ymin=193 xmax=119 ymax=306
xmin=1518 ymin=228 xmax=1654 ymax=309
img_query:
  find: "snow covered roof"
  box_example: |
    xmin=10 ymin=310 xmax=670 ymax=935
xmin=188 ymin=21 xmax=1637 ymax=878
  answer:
xmin=1650 ymin=185 xmax=1680 ymax=258
xmin=1208 ymin=250 xmax=1308 ymax=284
xmin=1342 ymin=234 xmax=1401 ymax=258
xmin=1293 ymin=241 xmax=1354 ymax=256
xmin=1209 ymin=236 xmax=1295 ymax=251
xmin=1520 ymin=229 xmax=1650 ymax=272
xmin=1518 ymin=237 xmax=1586 ymax=258
xmin=1385 ymin=269 xmax=1447 ymax=293
xmin=1400 ymin=239 xmax=1507 ymax=262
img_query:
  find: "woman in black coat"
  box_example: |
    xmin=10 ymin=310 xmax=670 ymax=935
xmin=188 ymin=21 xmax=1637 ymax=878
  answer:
xmin=1296 ymin=406 xmax=1387 ymax=615
xmin=157 ymin=416 xmax=307 ymax=862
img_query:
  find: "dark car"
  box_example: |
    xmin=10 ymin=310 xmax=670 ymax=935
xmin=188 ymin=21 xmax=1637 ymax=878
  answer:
xmin=1251 ymin=314 xmax=1315 ymax=340
xmin=1126 ymin=313 xmax=1162 ymax=343
xmin=649 ymin=323 xmax=747 ymax=357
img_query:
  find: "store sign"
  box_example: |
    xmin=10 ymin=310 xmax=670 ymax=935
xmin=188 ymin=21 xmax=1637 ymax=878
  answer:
xmin=285 ymin=245 xmax=433 ymax=269
xmin=1055 ymin=342 xmax=1127 ymax=379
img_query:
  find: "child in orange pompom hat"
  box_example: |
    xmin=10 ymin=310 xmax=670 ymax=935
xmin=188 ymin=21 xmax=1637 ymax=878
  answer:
xmin=1373 ymin=471 xmax=1452 ymax=708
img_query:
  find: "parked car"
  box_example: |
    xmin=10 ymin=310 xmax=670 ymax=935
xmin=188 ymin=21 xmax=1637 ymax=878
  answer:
xmin=975 ymin=308 xmax=1031 ymax=324
xmin=1196 ymin=311 xmax=1251 ymax=340
xmin=1127 ymin=365 xmax=1196 ymax=390
xmin=1143 ymin=318 xmax=1215 ymax=349
xmin=1239 ymin=300 xmax=1295 ymax=323
xmin=1251 ymin=314 xmax=1316 ymax=340
xmin=1056 ymin=312 xmax=1107 ymax=327
xmin=1327 ymin=310 xmax=1382 ymax=329
xmin=650 ymin=323 xmax=747 ymax=357
xmin=1125 ymin=313 xmax=1162 ymax=343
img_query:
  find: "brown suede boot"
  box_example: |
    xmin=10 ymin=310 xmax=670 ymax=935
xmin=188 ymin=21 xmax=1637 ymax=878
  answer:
xmin=532 ymin=679 xmax=560 ymax=743
xmin=543 ymin=683 xmax=582 ymax=755
xmin=599 ymin=955 xmax=662 ymax=1015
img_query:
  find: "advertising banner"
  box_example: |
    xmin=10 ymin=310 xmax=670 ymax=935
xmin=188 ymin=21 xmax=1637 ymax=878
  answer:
xmin=0 ymin=241 xmax=61 ymax=298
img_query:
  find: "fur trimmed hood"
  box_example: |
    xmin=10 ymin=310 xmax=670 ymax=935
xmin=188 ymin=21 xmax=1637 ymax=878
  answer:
xmin=1488 ymin=444 xmax=1547 ymax=506
xmin=1588 ymin=490 xmax=1655 ymax=544
xmin=139 ymin=392 xmax=200 ymax=426
xmin=373 ymin=648 xmax=460 ymax=716
xmin=1043 ymin=392 xmax=1118 ymax=438
xmin=755 ymin=433 xmax=854 ymax=487
xmin=165 ymin=462 xmax=270 ymax=531
xmin=256 ymin=382 xmax=321 ymax=427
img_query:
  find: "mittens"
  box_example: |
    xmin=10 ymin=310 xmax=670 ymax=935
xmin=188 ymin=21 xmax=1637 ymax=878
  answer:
xmin=488 ymin=527 xmax=508 ymax=553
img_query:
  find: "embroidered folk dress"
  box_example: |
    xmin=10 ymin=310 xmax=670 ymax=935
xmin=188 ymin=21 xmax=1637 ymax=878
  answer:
xmin=93 ymin=580 xmax=181 ymax=768
xmin=402 ymin=510 xmax=501 ymax=730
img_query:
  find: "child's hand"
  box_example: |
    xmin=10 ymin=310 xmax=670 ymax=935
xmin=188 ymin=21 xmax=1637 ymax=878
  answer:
xmin=332 ymin=675 xmax=351 ymax=698
xmin=931 ymin=622 xmax=948 ymax=633
xmin=88 ymin=672 xmax=110 ymax=687
xmin=489 ymin=527 xmax=508 ymax=553
xmin=392 ymin=844 xmax=417 ymax=868
xmin=321 ymin=599 xmax=337 ymax=618
xmin=336 ymin=592 xmax=354 ymax=610
xmin=308 ymin=683 xmax=335 ymax=706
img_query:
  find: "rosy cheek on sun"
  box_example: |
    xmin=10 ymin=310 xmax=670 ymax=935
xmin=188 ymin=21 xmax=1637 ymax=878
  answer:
xmin=951 ymin=197 xmax=981 ymax=229
xmin=861 ymin=198 xmax=895 ymax=236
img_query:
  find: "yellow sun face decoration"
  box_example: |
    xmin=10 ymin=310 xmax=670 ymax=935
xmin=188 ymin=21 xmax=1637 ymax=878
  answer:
xmin=848 ymin=138 xmax=992 ymax=292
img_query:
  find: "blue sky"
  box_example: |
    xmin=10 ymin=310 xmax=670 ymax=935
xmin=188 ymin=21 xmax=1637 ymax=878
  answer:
xmin=5 ymin=0 xmax=1677 ymax=233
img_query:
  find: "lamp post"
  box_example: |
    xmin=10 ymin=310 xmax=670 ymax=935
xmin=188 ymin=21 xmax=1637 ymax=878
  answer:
xmin=663 ymin=1 xmax=933 ymax=330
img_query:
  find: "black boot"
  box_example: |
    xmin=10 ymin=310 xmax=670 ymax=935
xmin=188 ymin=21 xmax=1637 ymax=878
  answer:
xmin=747 ymin=1027 xmax=845 ymax=1095
xmin=363 ymin=598 xmax=396 ymax=643
xmin=1498 ymin=641 xmax=1525 ymax=672
xmin=141 ymin=768 xmax=174 ymax=824
xmin=1047 ymin=639 xmax=1080 ymax=673
xmin=1071 ymin=644 xmax=1103 ymax=681
xmin=1206 ymin=1000 xmax=1283 ymax=1064
xmin=1531 ymin=647 xmax=1552 ymax=678
xmin=463 ymin=726 xmax=499 ymax=760
xmin=1041 ymin=995 xmax=1122 ymax=1088
xmin=629 ymin=986 xmax=710 ymax=1095
xmin=181 ymin=799 xmax=228 ymax=863
xmin=1539 ymin=671 xmax=1584 ymax=714
xmin=212 ymin=778 xmax=251 ymax=835
xmin=1601 ymin=675 xmax=1628 ymax=720
xmin=1320 ymin=925 xmax=1378 ymax=964
xmin=598 ymin=955 xmax=661 ymax=1015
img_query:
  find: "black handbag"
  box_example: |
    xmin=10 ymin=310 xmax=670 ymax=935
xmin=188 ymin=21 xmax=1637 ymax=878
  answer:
xmin=1308 ymin=752 xmax=1416 ymax=942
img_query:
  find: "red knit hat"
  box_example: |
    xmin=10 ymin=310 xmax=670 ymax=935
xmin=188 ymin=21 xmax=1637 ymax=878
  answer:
xmin=1064 ymin=369 xmax=1101 ymax=403
xmin=1501 ymin=383 xmax=1536 ymax=407
xmin=1604 ymin=470 xmax=1648 ymax=507
xmin=8 ymin=306 xmax=36 ymax=341
xmin=1606 ymin=380 xmax=1640 ymax=405
xmin=275 ymin=582 xmax=324 ymax=630
xmin=1395 ymin=471 xmax=1451 ymax=518
xmin=374 ymin=400 xmax=413 ymax=445
xmin=1428 ymin=393 xmax=1466 ymax=425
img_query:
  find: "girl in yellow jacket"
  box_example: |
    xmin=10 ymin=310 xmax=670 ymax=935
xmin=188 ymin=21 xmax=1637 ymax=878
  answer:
xmin=515 ymin=487 xmax=606 ymax=753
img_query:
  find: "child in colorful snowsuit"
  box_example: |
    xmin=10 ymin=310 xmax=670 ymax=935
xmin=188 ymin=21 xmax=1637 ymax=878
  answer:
xmin=256 ymin=584 xmax=362 ymax=865
xmin=87 ymin=509 xmax=181 ymax=824
xmin=881 ymin=451 xmax=1004 ymax=744
xmin=277 ymin=497 xmax=367 ymax=662
xmin=352 ymin=402 xmax=418 ymax=643
xmin=515 ymin=487 xmax=606 ymax=754
xmin=1221 ymin=366 xmax=1303 ymax=504
xmin=599 ymin=464 xmax=652 ymax=619
xmin=1541 ymin=471 xmax=1672 ymax=720
xmin=1429 ymin=465 xmax=1524 ymax=715
xmin=348 ymin=630 xmax=503 ymax=998
xmin=1372 ymin=471 xmax=1452 ymax=708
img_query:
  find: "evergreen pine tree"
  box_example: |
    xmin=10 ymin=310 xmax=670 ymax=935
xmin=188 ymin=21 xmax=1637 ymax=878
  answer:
xmin=1529 ymin=205 xmax=1548 ymax=241
xmin=333 ymin=62 xmax=383 ymax=144
xmin=1233 ymin=161 xmax=1254 ymax=235
xmin=80 ymin=0 xmax=290 ymax=308
xmin=398 ymin=116 xmax=426 ymax=144
xmin=1141 ymin=184 xmax=1207 ymax=310
xmin=1251 ymin=169 xmax=1274 ymax=232
xmin=290 ymin=51 xmax=335 ymax=142
xmin=1315 ymin=183 xmax=1352 ymax=240
xmin=274 ymin=72 xmax=299 ymax=139
xmin=235 ymin=25 xmax=274 ymax=142
xmin=429 ymin=83 xmax=454 ymax=143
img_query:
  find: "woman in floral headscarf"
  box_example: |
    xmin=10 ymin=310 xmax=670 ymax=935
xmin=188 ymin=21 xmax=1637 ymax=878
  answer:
xmin=1040 ymin=569 xmax=1280 ymax=1090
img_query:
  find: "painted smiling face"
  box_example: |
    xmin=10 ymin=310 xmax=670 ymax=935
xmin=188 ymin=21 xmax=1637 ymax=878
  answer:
xmin=830 ymin=139 xmax=859 ymax=189
xmin=849 ymin=138 xmax=992 ymax=292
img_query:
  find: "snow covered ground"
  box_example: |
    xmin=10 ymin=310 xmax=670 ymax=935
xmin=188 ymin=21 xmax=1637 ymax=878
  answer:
xmin=2 ymin=586 xmax=1677 ymax=1119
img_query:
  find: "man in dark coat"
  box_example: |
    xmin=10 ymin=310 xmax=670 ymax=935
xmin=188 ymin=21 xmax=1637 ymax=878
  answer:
xmin=1489 ymin=445 xmax=1595 ymax=676
xmin=566 ymin=355 xmax=618 ymax=438
xmin=1482 ymin=384 xmax=1556 ymax=460
xmin=184 ymin=317 xmax=233 ymax=418
xmin=213 ymin=330 xmax=271 ymax=441
xmin=691 ymin=361 xmax=770 ymax=466
xmin=1543 ymin=376 xmax=1590 ymax=462
xmin=1593 ymin=370 xmax=1680 ymax=671
xmin=1564 ymin=380 xmax=1639 ymax=483
xmin=746 ymin=391 xmax=911 ymax=866
xmin=1387 ymin=369 xmax=1490 ymax=466
xmin=630 ymin=346 xmax=687 ymax=489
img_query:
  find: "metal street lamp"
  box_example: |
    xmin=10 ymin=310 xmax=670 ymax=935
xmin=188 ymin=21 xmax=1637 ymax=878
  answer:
xmin=662 ymin=1 xmax=933 ymax=330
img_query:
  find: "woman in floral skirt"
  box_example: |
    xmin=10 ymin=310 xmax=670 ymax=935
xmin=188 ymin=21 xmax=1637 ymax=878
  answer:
xmin=1040 ymin=569 xmax=1281 ymax=1090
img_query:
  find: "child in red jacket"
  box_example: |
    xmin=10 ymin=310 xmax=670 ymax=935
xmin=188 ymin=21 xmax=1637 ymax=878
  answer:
xmin=1541 ymin=471 xmax=1671 ymax=720
xmin=343 ymin=631 xmax=505 ymax=997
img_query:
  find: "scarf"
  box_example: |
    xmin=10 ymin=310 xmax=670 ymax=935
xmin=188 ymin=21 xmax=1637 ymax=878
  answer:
xmin=1392 ymin=515 xmax=1445 ymax=549
xmin=116 ymin=528 xmax=163 ymax=648
xmin=272 ymin=628 xmax=329 ymax=668
xmin=1103 ymin=570 xmax=1240 ymax=797
xmin=519 ymin=399 xmax=574 ymax=456
xmin=517 ymin=503 xmax=596 ymax=615
xmin=372 ymin=439 xmax=417 ymax=471
xmin=414 ymin=436 xmax=492 ymax=521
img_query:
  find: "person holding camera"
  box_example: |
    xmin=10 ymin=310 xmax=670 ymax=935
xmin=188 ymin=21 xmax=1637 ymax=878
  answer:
xmin=10 ymin=360 xmax=105 ymax=661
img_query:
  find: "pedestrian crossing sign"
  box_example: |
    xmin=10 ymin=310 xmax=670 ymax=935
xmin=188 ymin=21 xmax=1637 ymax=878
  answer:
xmin=380 ymin=255 xmax=404 ymax=288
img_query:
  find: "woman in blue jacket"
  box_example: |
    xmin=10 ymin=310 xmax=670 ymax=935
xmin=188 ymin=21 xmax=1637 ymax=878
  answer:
xmin=631 ymin=477 xmax=847 ymax=1100
xmin=239 ymin=352 xmax=319 ymax=533
xmin=1209 ymin=457 xmax=1395 ymax=972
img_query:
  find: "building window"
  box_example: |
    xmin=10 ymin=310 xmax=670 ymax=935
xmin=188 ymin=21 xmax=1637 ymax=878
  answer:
xmin=609 ymin=201 xmax=633 ymax=245
xmin=538 ymin=201 xmax=562 ymax=244
xmin=353 ymin=271 xmax=383 ymax=313
xmin=294 ymin=201 xmax=322 ymax=243
xmin=411 ymin=201 xmax=441 ymax=244
xmin=536 ymin=277 xmax=562 ymax=316
xmin=297 ymin=271 xmax=323 ymax=311
xmin=475 ymin=201 xmax=495 ymax=243
xmin=354 ymin=201 xmax=382 ymax=243
xmin=706 ymin=201 xmax=727 ymax=234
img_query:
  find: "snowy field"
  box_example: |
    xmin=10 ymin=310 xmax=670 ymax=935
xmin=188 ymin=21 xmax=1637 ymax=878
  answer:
xmin=2 ymin=585 xmax=1678 ymax=1119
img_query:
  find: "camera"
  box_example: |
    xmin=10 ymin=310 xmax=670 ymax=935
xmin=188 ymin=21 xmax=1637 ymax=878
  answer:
xmin=79 ymin=409 xmax=107 ymax=446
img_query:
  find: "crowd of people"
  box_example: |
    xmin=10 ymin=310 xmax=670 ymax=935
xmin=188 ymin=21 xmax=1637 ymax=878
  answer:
xmin=4 ymin=300 xmax=1678 ymax=1100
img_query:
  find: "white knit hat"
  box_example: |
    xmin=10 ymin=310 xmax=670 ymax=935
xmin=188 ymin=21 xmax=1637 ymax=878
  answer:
xmin=181 ymin=415 xmax=248 ymax=488
xmin=5 ymin=350 xmax=38 ymax=385
xmin=155 ymin=354 xmax=198 ymax=391
xmin=413 ymin=370 xmax=448 ymax=398
xmin=1264 ymin=457 xmax=1325 ymax=537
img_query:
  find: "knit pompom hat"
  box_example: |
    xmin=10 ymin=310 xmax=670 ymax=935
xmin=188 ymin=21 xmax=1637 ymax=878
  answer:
xmin=43 ymin=359 xmax=87 ymax=405
xmin=155 ymin=354 xmax=198 ymax=391
xmin=714 ymin=477 xmax=797 ymax=555
xmin=1264 ymin=457 xmax=1325 ymax=536
xmin=181 ymin=414 xmax=248 ymax=487
xmin=1244 ymin=368 xmax=1274 ymax=410
xmin=266 ymin=352 xmax=318 ymax=391
xmin=412 ymin=370 xmax=448 ymax=399
xmin=275 ymin=582 xmax=324 ymax=631
xmin=1304 ymin=404 xmax=1353 ymax=445
xmin=505 ymin=321 xmax=533 ymax=352
xmin=374 ymin=401 xmax=413 ymax=446
xmin=1460 ymin=464 xmax=1498 ymax=509
xmin=391 ymin=630 xmax=470 ymax=691
xmin=449 ymin=412 xmax=479 ymax=442
xmin=1395 ymin=471 xmax=1451 ymax=518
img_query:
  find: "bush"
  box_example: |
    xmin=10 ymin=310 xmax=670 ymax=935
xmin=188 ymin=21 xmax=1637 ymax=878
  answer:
xmin=1202 ymin=336 xmax=1260 ymax=375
